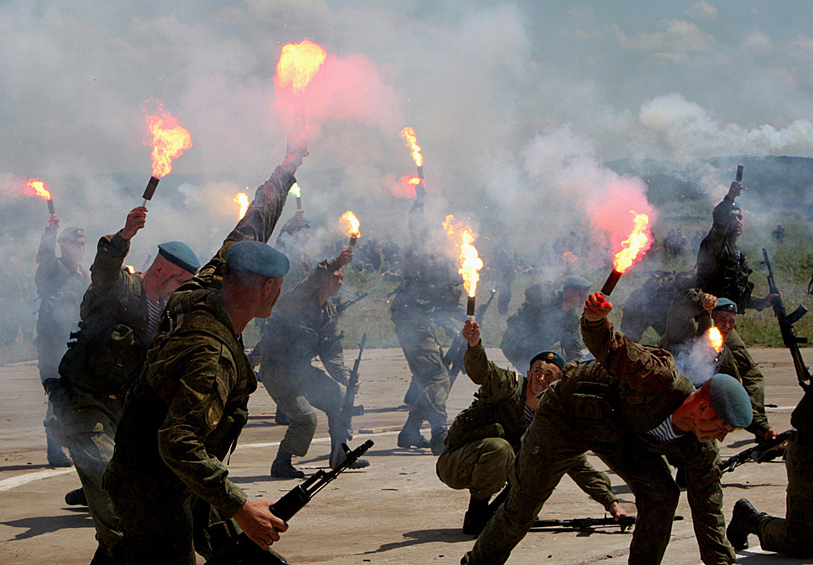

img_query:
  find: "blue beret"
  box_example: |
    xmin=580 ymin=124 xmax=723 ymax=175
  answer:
xmin=708 ymin=373 xmax=752 ymax=428
xmin=713 ymin=298 xmax=738 ymax=314
xmin=58 ymin=227 xmax=84 ymax=242
xmin=226 ymin=240 xmax=290 ymax=278
xmin=529 ymin=350 xmax=566 ymax=371
xmin=157 ymin=241 xmax=200 ymax=274
xmin=563 ymin=275 xmax=592 ymax=291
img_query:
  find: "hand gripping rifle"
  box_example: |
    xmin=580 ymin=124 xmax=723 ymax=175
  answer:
xmin=762 ymin=249 xmax=811 ymax=392
xmin=331 ymin=334 xmax=367 ymax=466
xmin=444 ymin=288 xmax=497 ymax=386
xmin=206 ymin=439 xmax=374 ymax=565
xmin=720 ymin=429 xmax=792 ymax=473
xmin=531 ymin=514 xmax=682 ymax=533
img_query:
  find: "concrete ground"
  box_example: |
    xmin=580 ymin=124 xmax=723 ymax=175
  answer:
xmin=0 ymin=347 xmax=808 ymax=565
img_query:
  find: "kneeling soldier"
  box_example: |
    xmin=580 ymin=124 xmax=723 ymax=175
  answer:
xmin=438 ymin=319 xmax=625 ymax=535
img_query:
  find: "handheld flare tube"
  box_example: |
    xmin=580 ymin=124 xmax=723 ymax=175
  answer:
xmin=142 ymin=176 xmax=160 ymax=207
xmin=296 ymin=195 xmax=302 ymax=210
xmin=417 ymin=165 xmax=424 ymax=179
xmin=736 ymin=165 xmax=744 ymax=182
xmin=467 ymin=295 xmax=476 ymax=318
xmin=349 ymin=234 xmax=358 ymax=248
xmin=47 ymin=198 xmax=55 ymax=216
xmin=601 ymin=269 xmax=623 ymax=296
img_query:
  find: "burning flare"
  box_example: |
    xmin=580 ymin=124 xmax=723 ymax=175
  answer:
xmin=289 ymin=183 xmax=302 ymax=198
xmin=442 ymin=215 xmax=484 ymax=298
xmin=340 ymin=211 xmax=360 ymax=238
xmin=234 ymin=192 xmax=249 ymax=220
xmin=612 ymin=212 xmax=650 ymax=273
xmin=400 ymin=127 xmax=423 ymax=167
xmin=708 ymin=327 xmax=724 ymax=353
xmin=25 ymin=179 xmax=51 ymax=201
xmin=146 ymin=108 xmax=193 ymax=178
xmin=275 ymin=40 xmax=327 ymax=94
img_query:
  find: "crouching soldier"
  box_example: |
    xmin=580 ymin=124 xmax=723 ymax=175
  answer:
xmin=437 ymin=319 xmax=625 ymax=535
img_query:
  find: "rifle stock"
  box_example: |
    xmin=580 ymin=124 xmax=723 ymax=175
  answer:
xmin=532 ymin=514 xmax=682 ymax=531
xmin=762 ymin=249 xmax=811 ymax=392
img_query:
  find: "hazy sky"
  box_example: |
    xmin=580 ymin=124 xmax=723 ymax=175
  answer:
xmin=2 ymin=0 xmax=812 ymax=264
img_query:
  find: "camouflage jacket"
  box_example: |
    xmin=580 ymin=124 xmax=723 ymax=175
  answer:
xmin=260 ymin=258 xmax=350 ymax=382
xmin=35 ymin=226 xmax=88 ymax=382
xmin=106 ymin=165 xmax=294 ymax=519
xmin=57 ymin=230 xmax=150 ymax=400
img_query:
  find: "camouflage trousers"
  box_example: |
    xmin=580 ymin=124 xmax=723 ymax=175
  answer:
xmin=394 ymin=320 xmax=449 ymax=430
xmin=756 ymin=435 xmax=813 ymax=557
xmin=465 ymin=405 xmax=734 ymax=565
xmin=436 ymin=438 xmax=515 ymax=500
xmin=260 ymin=362 xmax=348 ymax=456
xmin=57 ymin=390 xmax=124 ymax=560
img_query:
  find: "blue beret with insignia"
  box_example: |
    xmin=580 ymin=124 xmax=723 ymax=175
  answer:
xmin=58 ymin=227 xmax=84 ymax=242
xmin=529 ymin=350 xmax=566 ymax=371
xmin=713 ymin=298 xmax=738 ymax=314
xmin=563 ymin=275 xmax=592 ymax=291
xmin=708 ymin=373 xmax=752 ymax=428
xmin=226 ymin=240 xmax=290 ymax=278
xmin=157 ymin=241 xmax=201 ymax=274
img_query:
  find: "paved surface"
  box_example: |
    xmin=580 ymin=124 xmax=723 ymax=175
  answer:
xmin=0 ymin=347 xmax=809 ymax=565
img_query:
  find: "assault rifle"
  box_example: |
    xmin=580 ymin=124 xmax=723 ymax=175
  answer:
xmin=206 ymin=440 xmax=374 ymax=565
xmin=762 ymin=249 xmax=811 ymax=392
xmin=531 ymin=514 xmax=682 ymax=532
xmin=720 ymin=429 xmax=792 ymax=474
xmin=330 ymin=333 xmax=367 ymax=467
xmin=336 ymin=292 xmax=368 ymax=315
xmin=444 ymin=288 xmax=497 ymax=386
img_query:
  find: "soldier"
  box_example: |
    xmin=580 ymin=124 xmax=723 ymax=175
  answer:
xmin=500 ymin=274 xmax=591 ymax=373
xmin=659 ymin=291 xmax=776 ymax=442
xmin=462 ymin=292 xmax=753 ymax=565
xmin=104 ymin=128 xmax=309 ymax=564
xmin=726 ymin=386 xmax=812 ymax=557
xmin=392 ymin=197 xmax=462 ymax=455
xmin=54 ymin=206 xmax=200 ymax=564
xmin=34 ymin=216 xmax=89 ymax=467
xmin=437 ymin=319 xmax=626 ymax=535
xmin=259 ymin=246 xmax=369 ymax=479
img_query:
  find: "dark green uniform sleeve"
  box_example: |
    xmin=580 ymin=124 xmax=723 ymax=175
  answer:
xmin=565 ymin=454 xmax=618 ymax=511
xmin=35 ymin=225 xmax=59 ymax=293
xmin=286 ymin=258 xmax=341 ymax=303
xmin=560 ymin=309 xmax=582 ymax=361
xmin=90 ymin=232 xmax=130 ymax=289
xmin=196 ymin=165 xmax=295 ymax=287
xmin=658 ymin=288 xmax=709 ymax=351
xmin=463 ymin=342 xmax=522 ymax=403
xmin=730 ymin=344 xmax=771 ymax=437
xmin=156 ymin=338 xmax=247 ymax=518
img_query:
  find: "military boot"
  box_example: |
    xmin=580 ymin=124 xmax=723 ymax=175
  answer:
xmin=462 ymin=496 xmax=492 ymax=536
xmin=430 ymin=426 xmax=448 ymax=456
xmin=726 ymin=498 xmax=767 ymax=550
xmin=270 ymin=449 xmax=305 ymax=479
xmin=397 ymin=413 xmax=430 ymax=448
xmin=64 ymin=487 xmax=87 ymax=506
xmin=329 ymin=438 xmax=370 ymax=470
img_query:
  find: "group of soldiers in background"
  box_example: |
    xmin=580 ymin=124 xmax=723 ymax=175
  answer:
xmin=7 ymin=138 xmax=811 ymax=565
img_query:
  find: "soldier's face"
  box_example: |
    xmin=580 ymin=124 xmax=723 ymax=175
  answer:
xmin=60 ymin=237 xmax=85 ymax=265
xmin=323 ymin=269 xmax=344 ymax=298
xmin=158 ymin=265 xmax=194 ymax=299
xmin=729 ymin=210 xmax=744 ymax=237
xmin=690 ymin=403 xmax=735 ymax=442
xmin=258 ymin=277 xmax=283 ymax=317
xmin=711 ymin=311 xmax=736 ymax=341
xmin=527 ymin=360 xmax=562 ymax=397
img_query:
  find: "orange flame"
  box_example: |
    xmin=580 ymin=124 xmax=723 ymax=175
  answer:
xmin=146 ymin=108 xmax=193 ymax=178
xmin=562 ymin=251 xmax=578 ymax=266
xmin=443 ymin=215 xmax=484 ymax=297
xmin=407 ymin=177 xmax=421 ymax=185
xmin=708 ymin=326 xmax=724 ymax=353
xmin=400 ymin=127 xmax=423 ymax=167
xmin=340 ymin=210 xmax=360 ymax=238
xmin=25 ymin=179 xmax=51 ymax=200
xmin=613 ymin=212 xmax=650 ymax=273
xmin=275 ymin=40 xmax=327 ymax=95
xmin=234 ymin=192 xmax=249 ymax=219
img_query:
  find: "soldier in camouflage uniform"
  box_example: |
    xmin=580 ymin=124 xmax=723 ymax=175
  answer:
xmin=34 ymin=215 xmax=88 ymax=467
xmin=727 ymin=386 xmax=813 ymax=557
xmin=104 ymin=129 xmax=309 ymax=564
xmin=462 ymin=292 xmax=753 ymax=565
xmin=259 ymin=246 xmax=369 ymax=478
xmin=659 ymin=290 xmax=776 ymax=442
xmin=500 ymin=275 xmax=591 ymax=374
xmin=53 ymin=205 xmax=199 ymax=564
xmin=437 ymin=319 xmax=626 ymax=535
xmin=392 ymin=198 xmax=463 ymax=455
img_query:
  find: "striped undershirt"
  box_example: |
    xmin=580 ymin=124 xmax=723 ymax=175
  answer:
xmin=146 ymin=299 xmax=162 ymax=339
xmin=524 ymin=403 xmax=535 ymax=424
xmin=646 ymin=414 xmax=685 ymax=443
